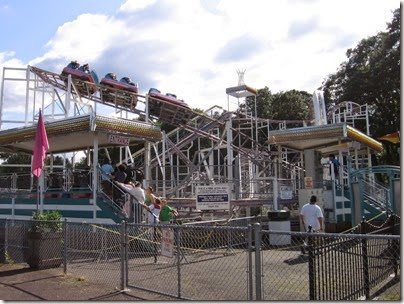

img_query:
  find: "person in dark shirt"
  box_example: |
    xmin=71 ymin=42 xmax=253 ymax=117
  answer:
xmin=123 ymin=163 xmax=135 ymax=184
xmin=111 ymin=164 xmax=127 ymax=207
xmin=329 ymin=154 xmax=340 ymax=177
xmin=114 ymin=164 xmax=127 ymax=183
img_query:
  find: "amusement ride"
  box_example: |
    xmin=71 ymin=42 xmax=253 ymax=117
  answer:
xmin=0 ymin=62 xmax=399 ymax=230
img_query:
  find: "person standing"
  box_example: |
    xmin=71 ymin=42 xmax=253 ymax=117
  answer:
xmin=100 ymin=158 xmax=114 ymax=196
xmin=113 ymin=163 xmax=127 ymax=183
xmin=112 ymin=164 xmax=127 ymax=206
xmin=329 ymin=154 xmax=340 ymax=178
xmin=144 ymin=187 xmax=155 ymax=207
xmin=159 ymin=199 xmax=178 ymax=224
xmin=148 ymin=197 xmax=161 ymax=224
xmin=300 ymin=195 xmax=324 ymax=255
xmin=126 ymin=181 xmax=145 ymax=221
xmin=300 ymin=195 xmax=324 ymax=232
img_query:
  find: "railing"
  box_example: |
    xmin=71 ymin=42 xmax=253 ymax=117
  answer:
xmin=0 ymin=218 xmax=400 ymax=301
xmin=0 ymin=169 xmax=92 ymax=192
xmin=362 ymin=177 xmax=390 ymax=211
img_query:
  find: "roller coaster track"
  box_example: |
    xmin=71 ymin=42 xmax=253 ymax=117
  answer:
xmin=30 ymin=66 xmax=144 ymax=115
xmin=29 ymin=66 xmax=284 ymax=197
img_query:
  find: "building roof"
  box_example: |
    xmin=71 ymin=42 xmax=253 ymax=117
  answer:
xmin=0 ymin=114 xmax=161 ymax=154
xmin=267 ymin=123 xmax=383 ymax=152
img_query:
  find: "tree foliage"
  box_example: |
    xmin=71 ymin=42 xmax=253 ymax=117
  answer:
xmin=321 ymin=8 xmax=400 ymax=164
xmin=245 ymin=87 xmax=312 ymax=122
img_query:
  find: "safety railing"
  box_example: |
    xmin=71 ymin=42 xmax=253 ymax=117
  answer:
xmin=0 ymin=169 xmax=92 ymax=192
xmin=0 ymin=217 xmax=400 ymax=301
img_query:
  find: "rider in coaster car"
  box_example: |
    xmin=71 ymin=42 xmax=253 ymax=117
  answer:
xmin=79 ymin=63 xmax=90 ymax=73
xmin=105 ymin=73 xmax=117 ymax=80
xmin=149 ymin=88 xmax=161 ymax=94
xmin=67 ymin=61 xmax=80 ymax=69
xmin=120 ymin=77 xmax=135 ymax=86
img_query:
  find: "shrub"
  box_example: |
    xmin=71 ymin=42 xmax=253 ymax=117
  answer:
xmin=31 ymin=210 xmax=62 ymax=233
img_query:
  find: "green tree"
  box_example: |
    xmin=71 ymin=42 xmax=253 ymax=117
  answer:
xmin=321 ymin=8 xmax=400 ymax=165
xmin=245 ymin=87 xmax=311 ymax=122
xmin=270 ymin=90 xmax=312 ymax=122
xmin=0 ymin=152 xmax=31 ymax=174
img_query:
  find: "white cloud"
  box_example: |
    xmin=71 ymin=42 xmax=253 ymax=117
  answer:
xmin=119 ymin=0 xmax=157 ymax=12
xmin=2 ymin=0 xmax=399 ymax=116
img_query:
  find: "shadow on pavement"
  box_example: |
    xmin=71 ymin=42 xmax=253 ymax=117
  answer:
xmin=283 ymin=254 xmax=309 ymax=265
xmin=0 ymin=267 xmax=36 ymax=277
xmin=0 ymin=281 xmax=47 ymax=300
xmin=89 ymin=290 xmax=147 ymax=301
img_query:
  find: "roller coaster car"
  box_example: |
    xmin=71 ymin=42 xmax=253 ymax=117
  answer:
xmin=61 ymin=62 xmax=97 ymax=95
xmin=148 ymin=88 xmax=193 ymax=125
xmin=99 ymin=73 xmax=138 ymax=108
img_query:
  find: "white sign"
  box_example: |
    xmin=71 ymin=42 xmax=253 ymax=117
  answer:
xmin=161 ymin=228 xmax=174 ymax=258
xmin=279 ymin=186 xmax=293 ymax=200
xmin=195 ymin=185 xmax=230 ymax=210
xmin=108 ymin=134 xmax=130 ymax=145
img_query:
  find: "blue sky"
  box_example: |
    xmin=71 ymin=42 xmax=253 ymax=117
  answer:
xmin=0 ymin=1 xmax=121 ymax=61
xmin=0 ymin=0 xmax=399 ymax=115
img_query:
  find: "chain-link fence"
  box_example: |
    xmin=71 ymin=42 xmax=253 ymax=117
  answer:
xmin=257 ymin=227 xmax=400 ymax=301
xmin=0 ymin=218 xmax=400 ymax=300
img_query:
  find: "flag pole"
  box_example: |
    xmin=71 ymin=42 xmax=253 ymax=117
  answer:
xmin=32 ymin=108 xmax=49 ymax=214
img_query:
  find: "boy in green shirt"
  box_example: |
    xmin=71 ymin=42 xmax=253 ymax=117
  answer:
xmin=159 ymin=199 xmax=178 ymax=224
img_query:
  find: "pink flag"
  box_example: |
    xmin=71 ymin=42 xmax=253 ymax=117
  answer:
xmin=31 ymin=110 xmax=49 ymax=177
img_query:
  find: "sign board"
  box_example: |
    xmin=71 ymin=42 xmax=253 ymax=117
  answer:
xmin=304 ymin=177 xmax=313 ymax=189
xmin=279 ymin=185 xmax=293 ymax=200
xmin=108 ymin=134 xmax=130 ymax=145
xmin=195 ymin=185 xmax=230 ymax=210
xmin=161 ymin=228 xmax=174 ymax=258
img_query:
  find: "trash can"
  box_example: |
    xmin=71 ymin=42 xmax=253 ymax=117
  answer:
xmin=267 ymin=210 xmax=291 ymax=245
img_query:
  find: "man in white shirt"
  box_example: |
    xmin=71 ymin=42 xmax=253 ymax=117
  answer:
xmin=115 ymin=181 xmax=145 ymax=219
xmin=128 ymin=182 xmax=145 ymax=205
xmin=300 ymin=195 xmax=324 ymax=232
xmin=300 ymin=195 xmax=324 ymax=255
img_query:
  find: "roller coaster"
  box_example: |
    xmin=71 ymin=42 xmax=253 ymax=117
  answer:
xmin=0 ymin=64 xmax=395 ymax=227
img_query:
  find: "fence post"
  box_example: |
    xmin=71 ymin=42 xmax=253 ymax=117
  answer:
xmin=120 ymin=220 xmax=127 ymax=290
xmin=361 ymin=218 xmax=370 ymax=300
xmin=307 ymin=226 xmax=315 ymax=300
xmin=254 ymin=223 xmax=262 ymax=300
xmin=247 ymin=224 xmax=253 ymax=301
xmin=4 ymin=219 xmax=8 ymax=262
xmin=63 ymin=218 xmax=67 ymax=274
xmin=125 ymin=221 xmax=129 ymax=287
xmin=175 ymin=226 xmax=182 ymax=298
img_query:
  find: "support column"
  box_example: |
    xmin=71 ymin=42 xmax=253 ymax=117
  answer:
xmin=93 ymin=133 xmax=99 ymax=220
xmin=0 ymin=67 xmax=5 ymax=130
xmin=65 ymin=75 xmax=72 ymax=118
xmin=162 ymin=132 xmax=166 ymax=197
xmin=273 ymin=159 xmax=278 ymax=210
xmin=144 ymin=141 xmax=151 ymax=187
xmin=226 ymin=118 xmax=233 ymax=192
xmin=25 ymin=67 xmax=30 ymax=126
xmin=39 ymin=170 xmax=45 ymax=213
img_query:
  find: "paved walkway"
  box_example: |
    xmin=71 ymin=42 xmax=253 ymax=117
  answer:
xmin=0 ymin=264 xmax=172 ymax=301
